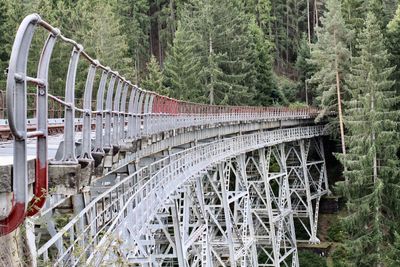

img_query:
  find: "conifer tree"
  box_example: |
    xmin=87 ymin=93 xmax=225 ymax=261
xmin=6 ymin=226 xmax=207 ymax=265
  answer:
xmin=118 ymin=0 xmax=150 ymax=83
xmin=163 ymin=22 xmax=204 ymax=102
xmin=142 ymin=55 xmax=169 ymax=95
xmin=296 ymin=35 xmax=315 ymax=104
xmin=387 ymin=4 xmax=400 ymax=98
xmin=336 ymin=12 xmax=400 ymax=266
xmin=249 ymin=20 xmax=277 ymax=105
xmin=308 ymin=0 xmax=351 ymax=156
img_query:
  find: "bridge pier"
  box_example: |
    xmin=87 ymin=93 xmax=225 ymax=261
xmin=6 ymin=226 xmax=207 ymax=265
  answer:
xmin=285 ymin=138 xmax=329 ymax=244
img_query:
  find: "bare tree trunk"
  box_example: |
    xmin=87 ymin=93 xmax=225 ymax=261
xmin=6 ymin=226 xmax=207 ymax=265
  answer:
xmin=314 ymin=0 xmax=319 ymax=29
xmin=158 ymin=18 xmax=163 ymax=67
xmin=286 ymin=0 xmax=289 ymax=63
xmin=209 ymin=35 xmax=214 ymax=105
xmin=371 ymin=87 xmax=377 ymax=183
xmin=307 ymin=0 xmax=311 ymax=44
xmin=333 ymin=31 xmax=346 ymax=165
xmin=170 ymin=0 xmax=175 ymax=37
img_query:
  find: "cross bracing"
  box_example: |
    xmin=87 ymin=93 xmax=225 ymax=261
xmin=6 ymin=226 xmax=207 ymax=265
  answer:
xmin=34 ymin=126 xmax=327 ymax=266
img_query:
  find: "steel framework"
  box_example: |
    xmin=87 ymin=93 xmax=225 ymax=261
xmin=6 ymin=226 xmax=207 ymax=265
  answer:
xmin=34 ymin=126 xmax=326 ymax=266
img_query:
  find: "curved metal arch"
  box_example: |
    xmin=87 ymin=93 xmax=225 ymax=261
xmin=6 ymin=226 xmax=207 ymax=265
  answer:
xmin=104 ymin=73 xmax=116 ymax=151
xmin=119 ymin=82 xmax=129 ymax=140
xmin=93 ymin=68 xmax=110 ymax=154
xmin=112 ymin=77 xmax=124 ymax=146
xmin=78 ymin=62 xmax=98 ymax=161
xmin=1 ymin=14 xmax=43 ymax=233
xmin=26 ymin=30 xmax=59 ymax=217
xmin=127 ymin=85 xmax=139 ymax=139
xmin=60 ymin=46 xmax=82 ymax=164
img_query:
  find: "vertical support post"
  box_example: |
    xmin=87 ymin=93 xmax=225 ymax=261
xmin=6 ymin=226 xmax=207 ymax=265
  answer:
xmin=299 ymin=139 xmax=319 ymax=243
xmin=104 ymin=73 xmax=116 ymax=151
xmin=136 ymin=92 xmax=145 ymax=138
xmin=127 ymin=85 xmax=138 ymax=139
xmin=259 ymin=148 xmax=279 ymax=265
xmin=112 ymin=77 xmax=123 ymax=147
xmin=27 ymin=29 xmax=59 ymax=217
xmin=279 ymin=144 xmax=299 ymax=267
xmin=219 ymin=163 xmax=236 ymax=267
xmin=79 ymin=62 xmax=97 ymax=161
xmin=93 ymin=68 xmax=109 ymax=154
xmin=61 ymin=46 xmax=82 ymax=163
xmin=171 ymin=199 xmax=187 ymax=267
xmin=119 ymin=82 xmax=129 ymax=140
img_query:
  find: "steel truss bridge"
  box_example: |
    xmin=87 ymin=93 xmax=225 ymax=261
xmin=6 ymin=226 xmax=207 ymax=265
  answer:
xmin=0 ymin=14 xmax=330 ymax=267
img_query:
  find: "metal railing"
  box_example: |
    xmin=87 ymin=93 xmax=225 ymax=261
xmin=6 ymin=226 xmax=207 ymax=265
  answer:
xmin=36 ymin=125 xmax=325 ymax=265
xmin=1 ymin=13 xmax=319 ymax=236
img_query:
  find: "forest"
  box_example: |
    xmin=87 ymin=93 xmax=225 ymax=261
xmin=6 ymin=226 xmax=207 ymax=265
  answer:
xmin=0 ymin=0 xmax=400 ymax=266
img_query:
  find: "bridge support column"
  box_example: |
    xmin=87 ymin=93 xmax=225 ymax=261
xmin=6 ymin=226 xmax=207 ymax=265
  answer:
xmin=285 ymin=138 xmax=329 ymax=244
xmin=248 ymin=145 xmax=299 ymax=267
xmin=171 ymin=198 xmax=187 ymax=267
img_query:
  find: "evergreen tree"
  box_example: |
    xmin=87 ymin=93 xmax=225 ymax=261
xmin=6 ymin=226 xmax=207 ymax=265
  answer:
xmin=295 ymin=34 xmax=316 ymax=104
xmin=387 ymin=4 xmax=400 ymax=99
xmin=178 ymin=0 xmax=258 ymax=105
xmin=308 ymin=0 xmax=351 ymax=156
xmin=336 ymin=12 xmax=400 ymax=266
xmin=118 ymin=0 xmax=150 ymax=83
xmin=164 ymin=22 xmax=204 ymax=102
xmin=80 ymin=0 xmax=131 ymax=74
xmin=0 ymin=0 xmax=27 ymax=90
xmin=248 ymin=20 xmax=278 ymax=105
xmin=142 ymin=55 xmax=169 ymax=95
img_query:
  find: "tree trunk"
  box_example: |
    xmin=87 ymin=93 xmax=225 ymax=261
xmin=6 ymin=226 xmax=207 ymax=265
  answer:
xmin=333 ymin=31 xmax=347 ymax=164
xmin=371 ymin=86 xmax=377 ymax=183
xmin=307 ymin=0 xmax=311 ymax=44
xmin=209 ymin=35 xmax=214 ymax=105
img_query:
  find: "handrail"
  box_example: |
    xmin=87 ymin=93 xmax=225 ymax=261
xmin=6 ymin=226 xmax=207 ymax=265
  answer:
xmin=1 ymin=14 xmax=42 ymax=235
xmin=26 ymin=20 xmax=59 ymax=217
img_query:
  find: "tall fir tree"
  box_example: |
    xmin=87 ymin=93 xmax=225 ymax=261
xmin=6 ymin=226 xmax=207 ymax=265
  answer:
xmin=118 ymin=0 xmax=150 ymax=83
xmin=336 ymin=12 xmax=400 ymax=266
xmin=308 ymin=0 xmax=351 ymax=156
xmin=387 ymin=4 xmax=400 ymax=99
xmin=248 ymin=20 xmax=278 ymax=105
xmin=141 ymin=55 xmax=169 ymax=95
xmin=295 ymin=34 xmax=316 ymax=104
xmin=163 ymin=22 xmax=204 ymax=102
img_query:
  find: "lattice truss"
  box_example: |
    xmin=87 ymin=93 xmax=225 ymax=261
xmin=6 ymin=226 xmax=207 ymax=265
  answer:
xmin=285 ymin=139 xmax=330 ymax=243
xmin=104 ymin=138 xmax=328 ymax=266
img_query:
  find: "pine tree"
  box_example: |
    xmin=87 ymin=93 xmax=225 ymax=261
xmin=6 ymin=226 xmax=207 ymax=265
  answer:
xmin=80 ymin=0 xmax=131 ymax=74
xmin=308 ymin=0 xmax=351 ymax=156
xmin=336 ymin=12 xmax=400 ymax=266
xmin=118 ymin=0 xmax=150 ymax=83
xmin=163 ymin=22 xmax=204 ymax=102
xmin=142 ymin=55 xmax=169 ymax=95
xmin=168 ymin=0 xmax=254 ymax=105
xmin=295 ymin=35 xmax=315 ymax=104
xmin=387 ymin=4 xmax=400 ymax=98
xmin=248 ymin=20 xmax=277 ymax=105
xmin=0 ymin=0 xmax=27 ymax=90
